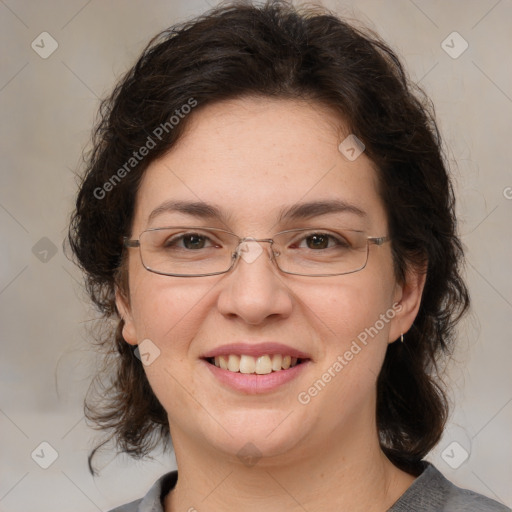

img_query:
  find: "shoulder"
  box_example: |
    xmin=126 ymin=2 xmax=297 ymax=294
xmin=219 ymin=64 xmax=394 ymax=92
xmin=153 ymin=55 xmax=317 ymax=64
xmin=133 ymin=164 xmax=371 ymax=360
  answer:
xmin=389 ymin=462 xmax=510 ymax=512
xmin=106 ymin=470 xmax=178 ymax=512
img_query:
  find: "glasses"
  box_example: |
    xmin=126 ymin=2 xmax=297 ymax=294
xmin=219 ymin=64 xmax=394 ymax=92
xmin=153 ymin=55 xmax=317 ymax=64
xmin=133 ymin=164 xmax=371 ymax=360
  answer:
xmin=123 ymin=226 xmax=390 ymax=277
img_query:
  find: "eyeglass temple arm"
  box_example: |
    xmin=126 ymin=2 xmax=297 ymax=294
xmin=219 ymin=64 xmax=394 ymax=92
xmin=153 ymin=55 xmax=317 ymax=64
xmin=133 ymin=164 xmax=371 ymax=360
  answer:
xmin=123 ymin=237 xmax=140 ymax=248
xmin=368 ymin=236 xmax=390 ymax=246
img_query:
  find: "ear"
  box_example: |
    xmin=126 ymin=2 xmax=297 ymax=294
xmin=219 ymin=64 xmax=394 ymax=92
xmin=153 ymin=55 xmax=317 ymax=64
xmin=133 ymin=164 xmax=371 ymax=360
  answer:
xmin=388 ymin=263 xmax=427 ymax=344
xmin=115 ymin=286 xmax=138 ymax=346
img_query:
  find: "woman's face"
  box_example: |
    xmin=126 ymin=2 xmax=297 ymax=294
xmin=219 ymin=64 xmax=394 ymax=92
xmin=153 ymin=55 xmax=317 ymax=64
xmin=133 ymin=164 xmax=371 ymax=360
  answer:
xmin=117 ymin=97 xmax=423 ymax=464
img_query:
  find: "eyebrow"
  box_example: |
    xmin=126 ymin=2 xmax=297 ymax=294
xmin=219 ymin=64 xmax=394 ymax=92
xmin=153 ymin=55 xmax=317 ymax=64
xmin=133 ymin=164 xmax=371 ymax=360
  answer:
xmin=277 ymin=199 xmax=367 ymax=222
xmin=147 ymin=200 xmax=225 ymax=224
xmin=147 ymin=199 xmax=367 ymax=225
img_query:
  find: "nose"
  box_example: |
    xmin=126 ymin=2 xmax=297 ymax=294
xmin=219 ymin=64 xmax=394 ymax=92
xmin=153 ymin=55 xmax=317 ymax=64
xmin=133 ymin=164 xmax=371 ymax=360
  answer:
xmin=216 ymin=239 xmax=293 ymax=325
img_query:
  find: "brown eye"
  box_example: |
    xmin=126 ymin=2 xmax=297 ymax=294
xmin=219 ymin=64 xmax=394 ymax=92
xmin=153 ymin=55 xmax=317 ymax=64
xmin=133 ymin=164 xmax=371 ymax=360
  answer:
xmin=163 ymin=232 xmax=213 ymax=250
xmin=306 ymin=234 xmax=330 ymax=249
xmin=182 ymin=234 xmax=207 ymax=250
xmin=298 ymin=233 xmax=350 ymax=250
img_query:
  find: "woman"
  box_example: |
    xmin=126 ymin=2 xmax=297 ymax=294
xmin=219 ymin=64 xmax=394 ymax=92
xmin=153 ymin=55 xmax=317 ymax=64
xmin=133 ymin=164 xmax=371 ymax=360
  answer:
xmin=68 ymin=1 xmax=509 ymax=511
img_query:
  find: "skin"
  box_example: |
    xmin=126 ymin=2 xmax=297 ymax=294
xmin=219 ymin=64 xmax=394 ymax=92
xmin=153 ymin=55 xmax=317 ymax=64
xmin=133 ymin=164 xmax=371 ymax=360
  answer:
xmin=116 ymin=97 xmax=426 ymax=512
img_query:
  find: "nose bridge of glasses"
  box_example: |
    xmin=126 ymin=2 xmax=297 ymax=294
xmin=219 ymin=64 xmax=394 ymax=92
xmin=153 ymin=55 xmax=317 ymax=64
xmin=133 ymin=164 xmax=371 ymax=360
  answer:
xmin=235 ymin=237 xmax=277 ymax=265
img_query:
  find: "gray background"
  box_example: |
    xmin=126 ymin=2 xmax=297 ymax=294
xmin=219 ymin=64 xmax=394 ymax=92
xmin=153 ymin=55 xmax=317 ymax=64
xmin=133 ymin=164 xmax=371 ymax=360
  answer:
xmin=1 ymin=1 xmax=511 ymax=510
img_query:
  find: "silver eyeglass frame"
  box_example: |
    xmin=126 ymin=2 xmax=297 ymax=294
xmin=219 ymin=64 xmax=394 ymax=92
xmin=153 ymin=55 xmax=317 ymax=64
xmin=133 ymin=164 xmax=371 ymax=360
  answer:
xmin=123 ymin=226 xmax=390 ymax=278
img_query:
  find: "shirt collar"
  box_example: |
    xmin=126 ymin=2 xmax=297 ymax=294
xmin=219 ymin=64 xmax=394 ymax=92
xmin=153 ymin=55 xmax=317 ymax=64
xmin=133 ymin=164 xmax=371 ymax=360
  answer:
xmin=136 ymin=470 xmax=178 ymax=511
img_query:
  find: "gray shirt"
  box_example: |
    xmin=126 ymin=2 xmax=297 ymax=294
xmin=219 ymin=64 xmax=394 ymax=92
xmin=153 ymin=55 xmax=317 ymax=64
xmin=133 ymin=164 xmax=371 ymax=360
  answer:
xmin=107 ymin=462 xmax=510 ymax=511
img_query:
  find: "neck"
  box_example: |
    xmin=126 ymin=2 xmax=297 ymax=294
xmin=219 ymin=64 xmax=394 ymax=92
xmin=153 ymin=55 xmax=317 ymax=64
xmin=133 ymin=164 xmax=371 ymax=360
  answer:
xmin=164 ymin=418 xmax=416 ymax=512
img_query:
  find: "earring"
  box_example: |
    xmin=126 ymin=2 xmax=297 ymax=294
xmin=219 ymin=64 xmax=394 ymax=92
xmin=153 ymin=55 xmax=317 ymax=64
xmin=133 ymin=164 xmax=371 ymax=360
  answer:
xmin=400 ymin=333 xmax=404 ymax=343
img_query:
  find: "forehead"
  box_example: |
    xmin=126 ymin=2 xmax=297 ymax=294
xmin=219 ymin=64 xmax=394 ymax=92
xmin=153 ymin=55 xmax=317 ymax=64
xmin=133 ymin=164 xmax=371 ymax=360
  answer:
xmin=133 ymin=97 xmax=387 ymax=233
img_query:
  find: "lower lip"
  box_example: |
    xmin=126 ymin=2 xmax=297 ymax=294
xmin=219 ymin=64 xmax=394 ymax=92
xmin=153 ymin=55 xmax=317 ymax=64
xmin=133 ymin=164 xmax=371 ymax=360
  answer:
xmin=202 ymin=359 xmax=310 ymax=394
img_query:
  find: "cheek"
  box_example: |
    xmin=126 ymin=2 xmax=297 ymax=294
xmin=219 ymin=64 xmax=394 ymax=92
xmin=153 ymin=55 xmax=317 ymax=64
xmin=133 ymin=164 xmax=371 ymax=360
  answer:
xmin=292 ymin=281 xmax=394 ymax=427
xmin=295 ymin=275 xmax=394 ymax=345
xmin=129 ymin=273 xmax=213 ymax=346
xmin=128 ymin=279 xmax=212 ymax=403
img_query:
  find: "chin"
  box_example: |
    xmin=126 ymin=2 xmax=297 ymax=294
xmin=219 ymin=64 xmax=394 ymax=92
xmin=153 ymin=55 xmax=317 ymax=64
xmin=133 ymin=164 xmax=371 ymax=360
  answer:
xmin=198 ymin=411 xmax=311 ymax=463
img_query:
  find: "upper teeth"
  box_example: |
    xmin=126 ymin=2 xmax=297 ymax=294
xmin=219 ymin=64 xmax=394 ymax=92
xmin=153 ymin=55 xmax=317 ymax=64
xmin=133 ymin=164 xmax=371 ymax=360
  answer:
xmin=213 ymin=354 xmax=299 ymax=374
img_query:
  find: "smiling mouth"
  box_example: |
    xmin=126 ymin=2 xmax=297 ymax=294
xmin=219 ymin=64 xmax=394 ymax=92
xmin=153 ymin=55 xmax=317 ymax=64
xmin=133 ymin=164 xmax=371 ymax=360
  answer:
xmin=205 ymin=354 xmax=307 ymax=375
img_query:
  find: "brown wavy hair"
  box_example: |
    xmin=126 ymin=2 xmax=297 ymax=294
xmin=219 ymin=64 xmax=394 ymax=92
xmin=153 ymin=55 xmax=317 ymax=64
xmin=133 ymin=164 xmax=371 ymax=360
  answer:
xmin=67 ymin=0 xmax=469 ymax=476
